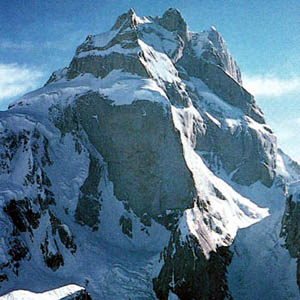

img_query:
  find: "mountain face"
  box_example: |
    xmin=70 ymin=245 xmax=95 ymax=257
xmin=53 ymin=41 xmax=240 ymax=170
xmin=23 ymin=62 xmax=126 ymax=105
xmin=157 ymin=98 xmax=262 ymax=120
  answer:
xmin=0 ymin=8 xmax=299 ymax=300
xmin=280 ymin=150 xmax=300 ymax=291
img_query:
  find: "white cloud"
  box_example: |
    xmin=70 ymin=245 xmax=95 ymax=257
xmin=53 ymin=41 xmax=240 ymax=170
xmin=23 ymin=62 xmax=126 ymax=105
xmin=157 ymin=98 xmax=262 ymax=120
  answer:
xmin=0 ymin=39 xmax=63 ymax=51
xmin=0 ymin=31 xmax=85 ymax=52
xmin=269 ymin=118 xmax=300 ymax=163
xmin=243 ymin=74 xmax=300 ymax=97
xmin=0 ymin=40 xmax=34 ymax=50
xmin=0 ymin=63 xmax=43 ymax=101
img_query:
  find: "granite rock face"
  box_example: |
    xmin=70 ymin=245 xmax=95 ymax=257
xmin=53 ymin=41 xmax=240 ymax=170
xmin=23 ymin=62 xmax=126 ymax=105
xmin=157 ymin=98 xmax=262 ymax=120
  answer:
xmin=68 ymin=93 xmax=195 ymax=221
xmin=153 ymin=231 xmax=233 ymax=300
xmin=195 ymin=112 xmax=276 ymax=187
xmin=281 ymin=182 xmax=300 ymax=290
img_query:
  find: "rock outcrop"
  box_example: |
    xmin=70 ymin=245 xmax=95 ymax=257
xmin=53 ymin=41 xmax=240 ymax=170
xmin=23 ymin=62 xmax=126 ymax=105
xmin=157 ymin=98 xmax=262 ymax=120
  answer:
xmin=281 ymin=181 xmax=300 ymax=290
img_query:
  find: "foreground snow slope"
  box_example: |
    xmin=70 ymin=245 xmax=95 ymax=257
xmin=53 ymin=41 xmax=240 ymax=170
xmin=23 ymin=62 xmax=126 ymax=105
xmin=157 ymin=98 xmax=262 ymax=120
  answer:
xmin=0 ymin=284 xmax=87 ymax=300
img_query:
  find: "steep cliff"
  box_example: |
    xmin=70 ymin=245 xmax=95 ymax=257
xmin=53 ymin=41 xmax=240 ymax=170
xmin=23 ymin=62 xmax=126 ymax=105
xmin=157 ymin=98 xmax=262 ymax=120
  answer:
xmin=280 ymin=156 xmax=300 ymax=292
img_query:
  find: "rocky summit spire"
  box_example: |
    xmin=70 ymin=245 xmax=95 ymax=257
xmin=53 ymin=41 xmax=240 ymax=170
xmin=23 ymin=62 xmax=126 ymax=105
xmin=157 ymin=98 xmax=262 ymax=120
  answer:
xmin=207 ymin=25 xmax=224 ymax=50
xmin=158 ymin=8 xmax=188 ymax=39
xmin=111 ymin=8 xmax=138 ymax=31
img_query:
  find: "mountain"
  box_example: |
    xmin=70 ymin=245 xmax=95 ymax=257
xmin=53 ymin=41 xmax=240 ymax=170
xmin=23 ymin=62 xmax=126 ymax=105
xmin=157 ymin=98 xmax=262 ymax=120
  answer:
xmin=0 ymin=8 xmax=299 ymax=300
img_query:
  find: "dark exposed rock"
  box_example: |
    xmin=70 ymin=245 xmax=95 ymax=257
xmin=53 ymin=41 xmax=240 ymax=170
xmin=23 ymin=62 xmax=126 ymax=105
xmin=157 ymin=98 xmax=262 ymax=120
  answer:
xmin=4 ymin=199 xmax=41 ymax=234
xmin=119 ymin=216 xmax=133 ymax=238
xmin=66 ymin=53 xmax=147 ymax=80
xmin=281 ymin=193 xmax=300 ymax=290
xmin=37 ymin=190 xmax=56 ymax=211
xmin=0 ymin=274 xmax=8 ymax=283
xmin=0 ymin=130 xmax=33 ymax=173
xmin=158 ymin=8 xmax=188 ymax=40
xmin=58 ymin=226 xmax=77 ymax=253
xmin=52 ymin=91 xmax=196 ymax=230
xmin=75 ymin=154 xmax=102 ymax=229
xmin=74 ymin=92 xmax=196 ymax=224
xmin=3 ymin=237 xmax=31 ymax=276
xmin=41 ymin=169 xmax=52 ymax=187
xmin=195 ymin=112 xmax=276 ymax=187
xmin=44 ymin=252 xmax=64 ymax=271
xmin=4 ymin=200 xmax=27 ymax=233
xmin=58 ymin=9 xmax=150 ymax=82
xmin=49 ymin=210 xmax=77 ymax=253
xmin=8 ymin=238 xmax=29 ymax=262
xmin=153 ymin=231 xmax=233 ymax=300
xmin=50 ymin=104 xmax=80 ymax=136
xmin=41 ymin=137 xmax=53 ymax=166
xmin=61 ymin=288 xmax=93 ymax=300
xmin=40 ymin=233 xmax=64 ymax=271
xmin=164 ymin=82 xmax=190 ymax=107
xmin=111 ymin=8 xmax=138 ymax=31
xmin=205 ymin=27 xmax=242 ymax=84
xmin=178 ymin=55 xmax=264 ymax=124
xmin=281 ymin=194 xmax=300 ymax=258
xmin=140 ymin=212 xmax=152 ymax=227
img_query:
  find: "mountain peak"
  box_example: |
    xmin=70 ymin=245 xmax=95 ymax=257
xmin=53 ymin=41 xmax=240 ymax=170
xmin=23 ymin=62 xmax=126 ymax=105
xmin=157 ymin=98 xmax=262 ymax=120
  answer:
xmin=127 ymin=8 xmax=136 ymax=15
xmin=158 ymin=8 xmax=187 ymax=37
xmin=164 ymin=7 xmax=183 ymax=17
xmin=210 ymin=25 xmax=217 ymax=32
xmin=111 ymin=8 xmax=139 ymax=31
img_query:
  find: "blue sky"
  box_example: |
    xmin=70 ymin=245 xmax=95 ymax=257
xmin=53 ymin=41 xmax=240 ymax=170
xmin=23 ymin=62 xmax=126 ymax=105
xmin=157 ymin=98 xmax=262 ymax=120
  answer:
xmin=0 ymin=0 xmax=300 ymax=161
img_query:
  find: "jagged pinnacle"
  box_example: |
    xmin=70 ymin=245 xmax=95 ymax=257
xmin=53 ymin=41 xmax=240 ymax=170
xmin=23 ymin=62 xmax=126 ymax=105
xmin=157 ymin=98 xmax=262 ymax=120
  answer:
xmin=111 ymin=8 xmax=138 ymax=31
xmin=128 ymin=8 xmax=136 ymax=16
xmin=158 ymin=8 xmax=188 ymax=39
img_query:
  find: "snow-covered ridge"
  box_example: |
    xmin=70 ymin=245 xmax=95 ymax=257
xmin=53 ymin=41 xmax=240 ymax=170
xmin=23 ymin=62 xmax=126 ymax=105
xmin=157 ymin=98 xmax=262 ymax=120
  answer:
xmin=10 ymin=8 xmax=248 ymax=123
xmin=40 ymin=8 xmax=241 ymax=88
xmin=0 ymin=284 xmax=84 ymax=300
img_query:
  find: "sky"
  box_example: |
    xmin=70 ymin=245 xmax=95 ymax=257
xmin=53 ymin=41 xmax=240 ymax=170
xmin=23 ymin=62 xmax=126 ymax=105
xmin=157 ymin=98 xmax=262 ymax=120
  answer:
xmin=0 ymin=0 xmax=300 ymax=161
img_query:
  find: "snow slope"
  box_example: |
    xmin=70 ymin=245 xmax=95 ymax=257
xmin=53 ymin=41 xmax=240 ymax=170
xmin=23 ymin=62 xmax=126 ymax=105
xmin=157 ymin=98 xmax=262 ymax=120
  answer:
xmin=0 ymin=285 xmax=84 ymax=300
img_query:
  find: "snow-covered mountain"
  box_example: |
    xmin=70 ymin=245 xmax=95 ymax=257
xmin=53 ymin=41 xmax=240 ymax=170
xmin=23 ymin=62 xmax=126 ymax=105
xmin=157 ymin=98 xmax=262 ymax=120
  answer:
xmin=0 ymin=8 xmax=299 ymax=299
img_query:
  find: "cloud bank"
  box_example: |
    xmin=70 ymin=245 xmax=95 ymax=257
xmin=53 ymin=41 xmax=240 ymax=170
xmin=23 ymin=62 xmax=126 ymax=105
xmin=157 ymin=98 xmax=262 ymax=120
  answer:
xmin=0 ymin=63 xmax=43 ymax=101
xmin=269 ymin=118 xmax=300 ymax=163
xmin=243 ymin=74 xmax=300 ymax=97
xmin=0 ymin=40 xmax=34 ymax=50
